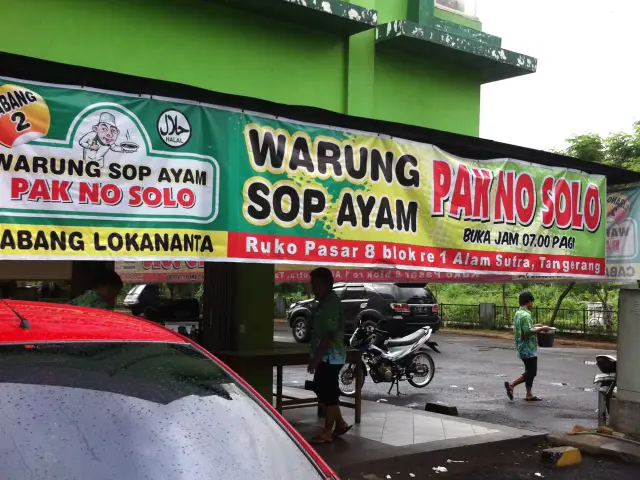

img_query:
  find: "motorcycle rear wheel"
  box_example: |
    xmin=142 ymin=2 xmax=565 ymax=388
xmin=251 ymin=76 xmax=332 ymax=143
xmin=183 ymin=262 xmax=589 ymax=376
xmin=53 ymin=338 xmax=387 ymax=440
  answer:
xmin=338 ymin=362 xmax=366 ymax=396
xmin=407 ymin=352 xmax=435 ymax=388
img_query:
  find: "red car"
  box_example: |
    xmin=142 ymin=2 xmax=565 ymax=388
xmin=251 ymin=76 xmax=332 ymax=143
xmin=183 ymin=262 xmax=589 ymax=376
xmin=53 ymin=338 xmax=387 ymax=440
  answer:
xmin=0 ymin=300 xmax=338 ymax=480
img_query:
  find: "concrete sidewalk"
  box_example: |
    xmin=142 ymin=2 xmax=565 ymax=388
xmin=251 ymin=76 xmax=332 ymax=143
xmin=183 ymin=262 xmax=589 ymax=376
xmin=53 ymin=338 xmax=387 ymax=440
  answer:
xmin=282 ymin=388 xmax=546 ymax=478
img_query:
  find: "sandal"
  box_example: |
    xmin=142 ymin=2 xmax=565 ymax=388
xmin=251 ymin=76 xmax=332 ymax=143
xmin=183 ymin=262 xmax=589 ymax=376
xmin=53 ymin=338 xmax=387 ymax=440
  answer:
xmin=333 ymin=424 xmax=353 ymax=438
xmin=310 ymin=436 xmax=333 ymax=444
xmin=525 ymin=396 xmax=543 ymax=402
xmin=504 ymin=381 xmax=514 ymax=401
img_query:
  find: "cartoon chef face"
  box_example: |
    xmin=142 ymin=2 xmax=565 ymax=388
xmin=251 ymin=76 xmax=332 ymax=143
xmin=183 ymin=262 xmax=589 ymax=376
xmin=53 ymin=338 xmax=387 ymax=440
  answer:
xmin=93 ymin=121 xmax=119 ymax=145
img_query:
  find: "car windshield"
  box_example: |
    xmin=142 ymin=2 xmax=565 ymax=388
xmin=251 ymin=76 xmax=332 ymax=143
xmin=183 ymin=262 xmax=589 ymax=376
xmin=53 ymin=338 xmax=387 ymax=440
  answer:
xmin=0 ymin=342 xmax=325 ymax=480
xmin=125 ymin=285 xmax=146 ymax=298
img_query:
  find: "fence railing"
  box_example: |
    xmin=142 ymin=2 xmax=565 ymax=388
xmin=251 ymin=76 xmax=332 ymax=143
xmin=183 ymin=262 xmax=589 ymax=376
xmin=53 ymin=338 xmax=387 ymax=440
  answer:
xmin=439 ymin=303 xmax=618 ymax=337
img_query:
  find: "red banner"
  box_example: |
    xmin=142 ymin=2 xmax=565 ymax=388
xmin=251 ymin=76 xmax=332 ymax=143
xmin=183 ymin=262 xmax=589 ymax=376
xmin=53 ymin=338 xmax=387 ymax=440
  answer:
xmin=227 ymin=232 xmax=605 ymax=278
xmin=116 ymin=261 xmax=204 ymax=284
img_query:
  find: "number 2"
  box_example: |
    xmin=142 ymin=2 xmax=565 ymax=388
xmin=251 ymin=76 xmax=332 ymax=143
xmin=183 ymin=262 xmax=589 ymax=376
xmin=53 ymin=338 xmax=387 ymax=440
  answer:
xmin=10 ymin=112 xmax=31 ymax=133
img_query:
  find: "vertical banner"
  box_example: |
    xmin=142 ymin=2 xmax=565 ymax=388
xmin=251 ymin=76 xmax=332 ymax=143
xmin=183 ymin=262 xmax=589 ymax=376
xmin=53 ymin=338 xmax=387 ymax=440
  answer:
xmin=607 ymin=187 xmax=640 ymax=281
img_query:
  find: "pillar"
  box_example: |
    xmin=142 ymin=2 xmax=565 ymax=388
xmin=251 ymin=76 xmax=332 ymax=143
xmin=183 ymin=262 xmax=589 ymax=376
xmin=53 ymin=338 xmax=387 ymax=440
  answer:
xmin=407 ymin=0 xmax=434 ymax=24
xmin=201 ymin=262 xmax=274 ymax=399
xmin=347 ymin=0 xmax=375 ymax=118
xmin=610 ymin=286 xmax=640 ymax=436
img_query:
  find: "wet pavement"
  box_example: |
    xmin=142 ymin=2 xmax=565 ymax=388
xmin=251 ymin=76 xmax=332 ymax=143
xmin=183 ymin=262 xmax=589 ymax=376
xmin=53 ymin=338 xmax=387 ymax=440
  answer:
xmin=366 ymin=456 xmax=639 ymax=479
xmin=274 ymin=324 xmax=614 ymax=433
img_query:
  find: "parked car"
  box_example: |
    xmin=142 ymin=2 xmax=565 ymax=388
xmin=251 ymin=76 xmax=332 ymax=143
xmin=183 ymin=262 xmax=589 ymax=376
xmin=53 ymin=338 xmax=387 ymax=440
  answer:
xmin=122 ymin=283 xmax=158 ymax=315
xmin=0 ymin=301 xmax=338 ymax=480
xmin=123 ymin=284 xmax=200 ymax=322
xmin=287 ymin=282 xmax=439 ymax=343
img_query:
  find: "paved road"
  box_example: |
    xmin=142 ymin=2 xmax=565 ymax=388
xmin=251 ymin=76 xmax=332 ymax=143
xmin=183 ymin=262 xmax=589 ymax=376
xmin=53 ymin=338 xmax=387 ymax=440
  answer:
xmin=274 ymin=324 xmax=612 ymax=433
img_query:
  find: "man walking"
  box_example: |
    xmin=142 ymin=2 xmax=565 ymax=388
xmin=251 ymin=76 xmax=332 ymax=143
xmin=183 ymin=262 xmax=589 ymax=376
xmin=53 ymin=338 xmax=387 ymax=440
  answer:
xmin=307 ymin=267 xmax=352 ymax=444
xmin=505 ymin=291 xmax=550 ymax=402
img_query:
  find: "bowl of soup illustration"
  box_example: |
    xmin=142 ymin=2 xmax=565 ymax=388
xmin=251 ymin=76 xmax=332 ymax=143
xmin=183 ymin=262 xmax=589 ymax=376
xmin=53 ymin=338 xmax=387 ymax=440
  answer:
xmin=120 ymin=141 xmax=139 ymax=153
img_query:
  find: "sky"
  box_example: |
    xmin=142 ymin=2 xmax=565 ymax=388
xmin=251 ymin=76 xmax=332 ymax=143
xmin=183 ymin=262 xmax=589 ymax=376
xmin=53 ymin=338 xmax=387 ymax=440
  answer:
xmin=477 ymin=0 xmax=640 ymax=152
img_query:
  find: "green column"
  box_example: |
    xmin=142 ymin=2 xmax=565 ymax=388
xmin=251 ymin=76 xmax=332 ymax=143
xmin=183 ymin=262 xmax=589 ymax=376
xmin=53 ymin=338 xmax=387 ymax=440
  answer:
xmin=347 ymin=0 xmax=376 ymax=117
xmin=347 ymin=30 xmax=375 ymax=117
xmin=201 ymin=262 xmax=274 ymax=399
xmin=234 ymin=263 xmax=274 ymax=398
xmin=407 ymin=0 xmax=434 ymax=24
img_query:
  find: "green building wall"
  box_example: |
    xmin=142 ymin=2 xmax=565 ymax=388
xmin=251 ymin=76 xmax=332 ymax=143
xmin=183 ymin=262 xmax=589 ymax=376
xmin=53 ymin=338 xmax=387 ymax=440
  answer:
xmin=0 ymin=0 xmax=509 ymax=137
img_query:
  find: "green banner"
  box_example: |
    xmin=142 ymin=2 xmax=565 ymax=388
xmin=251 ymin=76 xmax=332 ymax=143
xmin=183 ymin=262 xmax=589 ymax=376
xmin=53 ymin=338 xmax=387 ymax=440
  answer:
xmin=0 ymin=77 xmax=607 ymax=278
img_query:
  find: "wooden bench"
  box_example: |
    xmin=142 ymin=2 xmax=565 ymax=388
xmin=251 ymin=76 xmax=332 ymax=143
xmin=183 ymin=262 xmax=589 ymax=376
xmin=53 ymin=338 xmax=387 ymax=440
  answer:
xmin=277 ymin=386 xmax=358 ymax=420
xmin=216 ymin=342 xmax=363 ymax=423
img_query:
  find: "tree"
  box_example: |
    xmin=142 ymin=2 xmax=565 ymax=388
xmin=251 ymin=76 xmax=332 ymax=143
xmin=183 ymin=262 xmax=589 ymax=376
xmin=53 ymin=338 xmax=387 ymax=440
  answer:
xmin=559 ymin=123 xmax=638 ymax=328
xmin=564 ymin=121 xmax=640 ymax=172
xmin=548 ymin=282 xmax=575 ymax=327
xmin=585 ymin=284 xmax=615 ymax=329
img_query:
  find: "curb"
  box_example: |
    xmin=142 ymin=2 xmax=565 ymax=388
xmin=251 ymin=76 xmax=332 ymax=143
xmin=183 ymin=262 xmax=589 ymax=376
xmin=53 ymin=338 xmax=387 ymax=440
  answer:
xmin=547 ymin=432 xmax=640 ymax=464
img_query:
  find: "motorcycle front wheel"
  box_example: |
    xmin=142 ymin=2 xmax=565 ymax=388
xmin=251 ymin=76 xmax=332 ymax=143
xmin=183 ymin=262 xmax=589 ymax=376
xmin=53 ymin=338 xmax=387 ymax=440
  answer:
xmin=407 ymin=352 xmax=435 ymax=388
xmin=338 ymin=362 xmax=366 ymax=396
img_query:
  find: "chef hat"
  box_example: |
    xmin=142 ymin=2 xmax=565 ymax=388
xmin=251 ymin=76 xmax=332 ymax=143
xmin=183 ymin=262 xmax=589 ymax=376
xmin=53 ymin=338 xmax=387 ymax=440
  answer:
xmin=98 ymin=112 xmax=117 ymax=128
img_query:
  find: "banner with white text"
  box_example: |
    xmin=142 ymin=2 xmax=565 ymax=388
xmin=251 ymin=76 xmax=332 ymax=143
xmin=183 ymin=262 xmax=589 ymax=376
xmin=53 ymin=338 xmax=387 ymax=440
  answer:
xmin=0 ymin=77 xmax=606 ymax=278
xmin=230 ymin=115 xmax=606 ymax=278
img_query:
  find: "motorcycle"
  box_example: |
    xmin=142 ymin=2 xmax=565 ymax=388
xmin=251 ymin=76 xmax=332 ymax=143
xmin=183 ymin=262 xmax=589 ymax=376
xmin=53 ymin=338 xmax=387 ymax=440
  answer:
xmin=338 ymin=320 xmax=439 ymax=396
xmin=593 ymin=354 xmax=617 ymax=426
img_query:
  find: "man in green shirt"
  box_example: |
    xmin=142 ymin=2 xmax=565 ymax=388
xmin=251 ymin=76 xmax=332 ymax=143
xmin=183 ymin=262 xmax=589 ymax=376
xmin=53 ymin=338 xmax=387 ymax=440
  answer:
xmin=505 ymin=291 xmax=549 ymax=402
xmin=70 ymin=270 xmax=123 ymax=310
xmin=307 ymin=267 xmax=350 ymax=444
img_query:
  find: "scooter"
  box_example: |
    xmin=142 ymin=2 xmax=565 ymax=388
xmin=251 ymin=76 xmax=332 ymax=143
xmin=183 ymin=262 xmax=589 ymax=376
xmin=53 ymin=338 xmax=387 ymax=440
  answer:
xmin=338 ymin=320 xmax=439 ymax=396
xmin=593 ymin=354 xmax=617 ymax=426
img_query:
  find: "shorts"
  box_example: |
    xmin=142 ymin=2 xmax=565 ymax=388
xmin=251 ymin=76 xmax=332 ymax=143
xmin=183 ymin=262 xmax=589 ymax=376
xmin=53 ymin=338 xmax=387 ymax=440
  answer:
xmin=313 ymin=361 xmax=343 ymax=407
xmin=521 ymin=356 xmax=538 ymax=388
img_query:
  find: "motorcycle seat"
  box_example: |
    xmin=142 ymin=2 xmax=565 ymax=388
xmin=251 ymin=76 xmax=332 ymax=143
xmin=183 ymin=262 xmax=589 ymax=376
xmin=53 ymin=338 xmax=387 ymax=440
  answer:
xmin=385 ymin=329 xmax=427 ymax=348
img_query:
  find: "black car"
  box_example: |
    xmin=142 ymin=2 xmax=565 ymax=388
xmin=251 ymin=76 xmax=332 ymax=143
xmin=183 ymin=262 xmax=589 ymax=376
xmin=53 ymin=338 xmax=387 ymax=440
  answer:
xmin=287 ymin=282 xmax=439 ymax=343
xmin=123 ymin=284 xmax=200 ymax=322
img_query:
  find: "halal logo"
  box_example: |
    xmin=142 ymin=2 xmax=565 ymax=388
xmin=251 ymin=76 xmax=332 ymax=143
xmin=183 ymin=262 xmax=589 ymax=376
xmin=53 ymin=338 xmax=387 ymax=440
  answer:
xmin=157 ymin=109 xmax=191 ymax=148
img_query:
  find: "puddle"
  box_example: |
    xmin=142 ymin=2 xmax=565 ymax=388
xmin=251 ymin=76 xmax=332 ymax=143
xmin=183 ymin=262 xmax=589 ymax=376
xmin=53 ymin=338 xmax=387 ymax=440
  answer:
xmin=405 ymin=403 xmax=421 ymax=409
xmin=583 ymin=361 xmax=597 ymax=365
xmin=551 ymin=382 xmax=568 ymax=386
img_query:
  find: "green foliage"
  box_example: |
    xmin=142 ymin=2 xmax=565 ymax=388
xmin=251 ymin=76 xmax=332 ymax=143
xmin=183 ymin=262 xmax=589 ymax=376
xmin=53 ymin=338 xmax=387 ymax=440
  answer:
xmin=434 ymin=282 xmax=618 ymax=311
xmin=275 ymin=283 xmax=309 ymax=303
xmin=564 ymin=121 xmax=640 ymax=172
